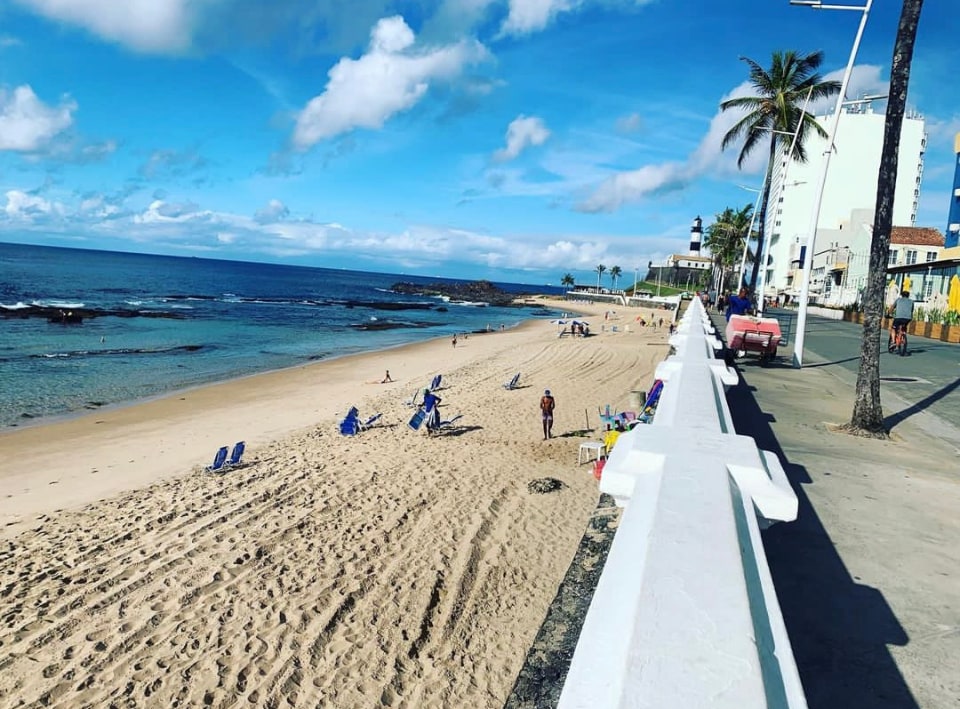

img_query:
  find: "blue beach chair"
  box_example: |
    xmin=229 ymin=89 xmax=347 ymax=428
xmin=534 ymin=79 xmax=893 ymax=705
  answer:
xmin=224 ymin=441 xmax=245 ymax=468
xmin=339 ymin=407 xmax=361 ymax=436
xmin=205 ymin=446 xmax=228 ymax=472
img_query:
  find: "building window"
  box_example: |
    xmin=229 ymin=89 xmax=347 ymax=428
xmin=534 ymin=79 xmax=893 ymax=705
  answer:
xmin=924 ymin=281 xmax=934 ymax=299
xmin=906 ymin=250 xmax=918 ymax=265
xmin=888 ymin=250 xmax=898 ymax=265
xmin=925 ymin=251 xmax=937 ymax=262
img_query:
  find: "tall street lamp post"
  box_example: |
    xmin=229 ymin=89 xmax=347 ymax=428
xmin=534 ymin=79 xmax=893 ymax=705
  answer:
xmin=736 ymin=182 xmax=766 ymax=296
xmin=790 ymin=0 xmax=873 ymax=368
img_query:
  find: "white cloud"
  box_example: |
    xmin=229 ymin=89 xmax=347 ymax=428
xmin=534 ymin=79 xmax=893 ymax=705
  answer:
xmin=578 ymin=162 xmax=689 ymax=213
xmin=498 ymin=0 xmax=656 ymax=36
xmin=493 ymin=115 xmax=550 ymax=162
xmin=500 ymin=0 xmax=575 ymax=35
xmin=0 ymin=182 xmax=675 ymax=276
xmin=12 ymin=0 xmax=195 ymax=53
xmin=579 ymin=63 xmax=888 ymax=213
xmin=254 ymin=199 xmax=290 ymax=224
xmin=133 ymin=199 xmax=208 ymax=224
xmin=293 ymin=16 xmax=488 ymax=148
xmin=3 ymin=189 xmax=64 ymax=219
xmin=0 ymin=85 xmax=75 ymax=152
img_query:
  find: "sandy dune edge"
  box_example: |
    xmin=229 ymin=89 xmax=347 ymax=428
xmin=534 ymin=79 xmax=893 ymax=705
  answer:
xmin=0 ymin=299 xmax=669 ymax=707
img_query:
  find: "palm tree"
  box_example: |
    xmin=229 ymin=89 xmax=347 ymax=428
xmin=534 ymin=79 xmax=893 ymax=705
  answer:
xmin=720 ymin=50 xmax=840 ymax=293
xmin=609 ymin=265 xmax=622 ymax=291
xmin=595 ymin=264 xmax=606 ymax=293
xmin=704 ymin=204 xmax=755 ymax=293
xmin=560 ymin=273 xmax=575 ymax=289
xmin=847 ymin=0 xmax=925 ymax=437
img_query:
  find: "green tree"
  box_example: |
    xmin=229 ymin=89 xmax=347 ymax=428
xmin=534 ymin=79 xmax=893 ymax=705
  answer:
xmin=704 ymin=204 xmax=755 ymax=293
xmin=595 ymin=264 xmax=606 ymax=293
xmin=720 ymin=50 xmax=840 ymax=293
xmin=847 ymin=0 xmax=925 ymax=437
xmin=560 ymin=273 xmax=575 ymax=288
xmin=609 ymin=265 xmax=622 ymax=290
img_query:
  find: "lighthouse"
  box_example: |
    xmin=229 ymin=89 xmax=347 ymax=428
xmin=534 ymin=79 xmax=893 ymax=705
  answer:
xmin=689 ymin=216 xmax=703 ymax=257
xmin=947 ymin=132 xmax=960 ymax=249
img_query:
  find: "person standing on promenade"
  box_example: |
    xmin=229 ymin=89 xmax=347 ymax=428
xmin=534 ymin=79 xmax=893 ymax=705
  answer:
xmin=540 ymin=389 xmax=556 ymax=440
xmin=725 ymin=287 xmax=753 ymax=321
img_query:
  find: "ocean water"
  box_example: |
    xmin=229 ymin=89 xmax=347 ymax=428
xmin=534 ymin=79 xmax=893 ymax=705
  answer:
xmin=0 ymin=243 xmax=563 ymax=429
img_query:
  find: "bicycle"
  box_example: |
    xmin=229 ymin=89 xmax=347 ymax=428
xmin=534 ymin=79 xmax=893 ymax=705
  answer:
xmin=888 ymin=322 xmax=908 ymax=357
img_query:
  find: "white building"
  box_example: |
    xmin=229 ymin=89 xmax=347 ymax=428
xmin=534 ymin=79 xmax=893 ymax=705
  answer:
xmin=809 ymin=214 xmax=943 ymax=307
xmin=762 ymin=102 xmax=926 ymax=297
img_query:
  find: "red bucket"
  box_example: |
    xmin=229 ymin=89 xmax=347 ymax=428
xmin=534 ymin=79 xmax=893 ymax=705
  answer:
xmin=593 ymin=457 xmax=606 ymax=481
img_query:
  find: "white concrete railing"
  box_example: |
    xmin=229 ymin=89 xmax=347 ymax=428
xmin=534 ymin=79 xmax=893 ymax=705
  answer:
xmin=558 ymin=298 xmax=806 ymax=709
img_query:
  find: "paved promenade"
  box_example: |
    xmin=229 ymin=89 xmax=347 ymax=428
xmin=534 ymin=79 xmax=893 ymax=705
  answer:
xmin=716 ymin=309 xmax=960 ymax=708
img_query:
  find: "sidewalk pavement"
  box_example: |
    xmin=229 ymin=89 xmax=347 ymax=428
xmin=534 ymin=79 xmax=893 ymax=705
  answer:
xmin=718 ymin=312 xmax=960 ymax=708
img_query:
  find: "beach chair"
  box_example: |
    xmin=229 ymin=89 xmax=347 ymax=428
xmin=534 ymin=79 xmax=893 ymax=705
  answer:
xmin=430 ymin=374 xmax=442 ymax=391
xmin=358 ymin=413 xmax=382 ymax=431
xmin=502 ymin=372 xmax=520 ymax=390
xmin=339 ymin=407 xmax=361 ymax=436
xmin=403 ymin=388 xmax=421 ymax=408
xmin=224 ymin=441 xmax=245 ymax=468
xmin=205 ymin=446 xmax=229 ymax=472
xmin=599 ymin=404 xmax=618 ymax=429
xmin=433 ymin=414 xmax=463 ymax=433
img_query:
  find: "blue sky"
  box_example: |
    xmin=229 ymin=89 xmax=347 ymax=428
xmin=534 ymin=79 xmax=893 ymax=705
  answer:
xmin=1 ymin=0 xmax=957 ymax=286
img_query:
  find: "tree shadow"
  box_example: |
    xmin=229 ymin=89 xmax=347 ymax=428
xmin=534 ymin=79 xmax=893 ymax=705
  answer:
xmin=883 ymin=375 xmax=960 ymax=431
xmin=725 ymin=373 xmax=918 ymax=709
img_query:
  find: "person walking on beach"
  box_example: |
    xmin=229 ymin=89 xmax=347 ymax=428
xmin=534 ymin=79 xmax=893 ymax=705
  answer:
xmin=540 ymin=389 xmax=556 ymax=440
xmin=381 ymin=370 xmax=393 ymax=383
xmin=452 ymin=334 xmax=458 ymax=347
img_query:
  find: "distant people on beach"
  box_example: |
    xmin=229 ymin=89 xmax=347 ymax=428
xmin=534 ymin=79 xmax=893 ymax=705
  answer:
xmin=382 ymin=370 xmax=393 ymax=383
xmin=452 ymin=335 xmax=458 ymax=348
xmin=540 ymin=389 xmax=555 ymax=440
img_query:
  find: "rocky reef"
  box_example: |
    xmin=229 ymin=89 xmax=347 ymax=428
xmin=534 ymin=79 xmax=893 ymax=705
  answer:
xmin=389 ymin=280 xmax=543 ymax=308
xmin=0 ymin=305 xmax=186 ymax=324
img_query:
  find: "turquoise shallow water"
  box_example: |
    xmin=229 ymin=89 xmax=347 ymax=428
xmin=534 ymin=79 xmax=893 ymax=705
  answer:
xmin=0 ymin=243 xmax=562 ymax=428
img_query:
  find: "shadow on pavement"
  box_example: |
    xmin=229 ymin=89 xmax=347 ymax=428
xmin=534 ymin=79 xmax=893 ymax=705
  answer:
xmin=884 ymin=375 xmax=960 ymax=432
xmin=725 ymin=366 xmax=919 ymax=709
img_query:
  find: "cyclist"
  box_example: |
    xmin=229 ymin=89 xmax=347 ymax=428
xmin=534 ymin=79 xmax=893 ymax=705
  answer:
xmin=890 ymin=289 xmax=914 ymax=354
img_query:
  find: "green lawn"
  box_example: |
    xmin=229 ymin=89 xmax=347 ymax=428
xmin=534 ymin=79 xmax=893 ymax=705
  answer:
xmin=628 ymin=281 xmax=687 ymax=297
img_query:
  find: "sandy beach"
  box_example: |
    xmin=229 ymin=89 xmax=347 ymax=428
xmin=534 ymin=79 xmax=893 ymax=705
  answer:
xmin=0 ymin=298 xmax=670 ymax=708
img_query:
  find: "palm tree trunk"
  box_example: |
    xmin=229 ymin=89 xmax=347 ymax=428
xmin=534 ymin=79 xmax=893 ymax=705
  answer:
xmin=848 ymin=0 xmax=924 ymax=435
xmin=748 ymin=139 xmax=777 ymax=292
